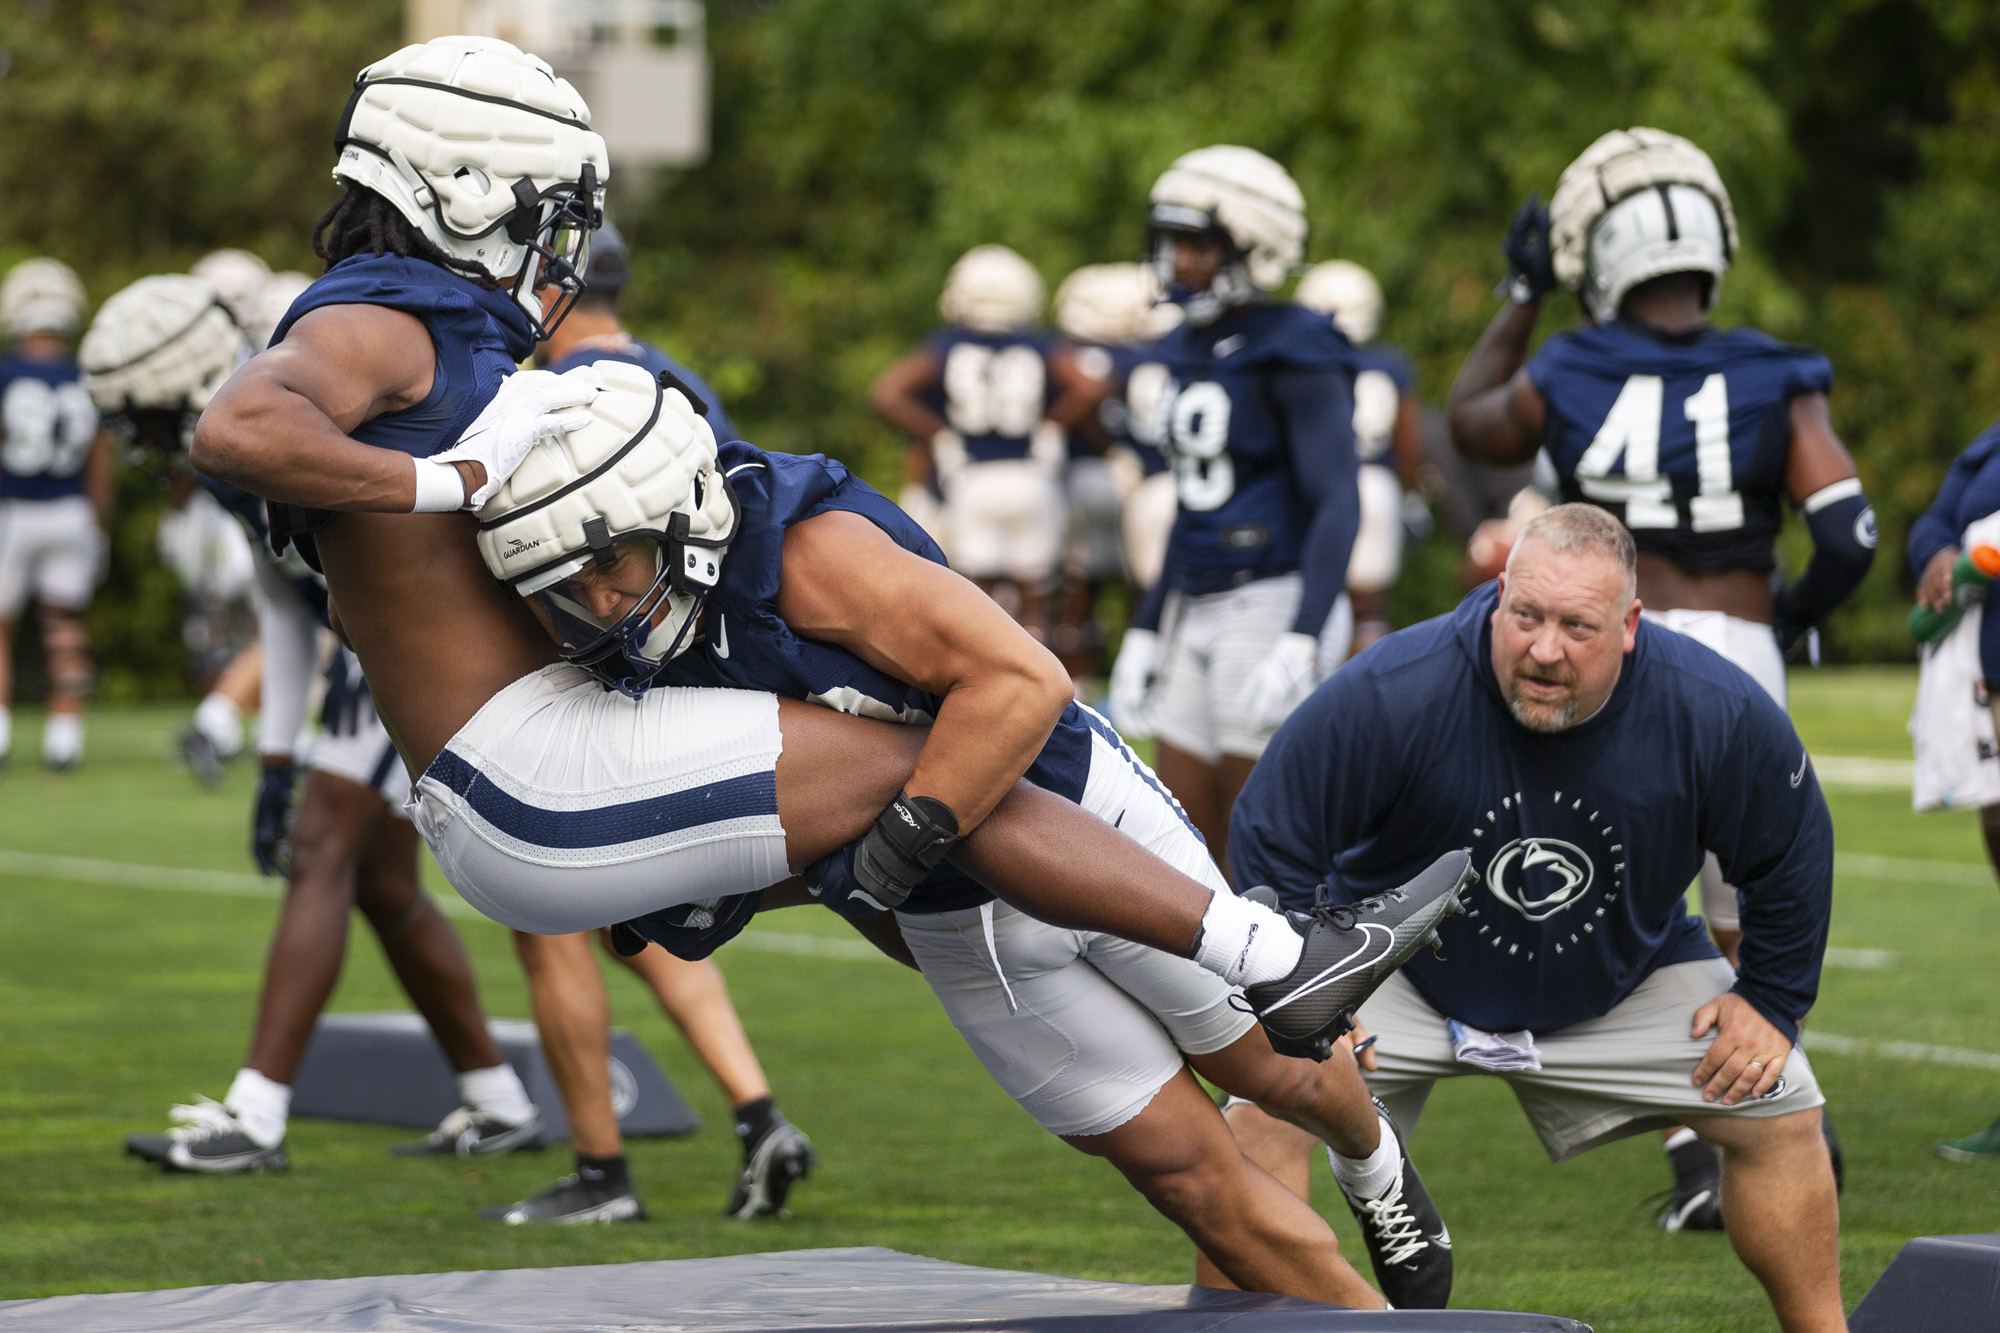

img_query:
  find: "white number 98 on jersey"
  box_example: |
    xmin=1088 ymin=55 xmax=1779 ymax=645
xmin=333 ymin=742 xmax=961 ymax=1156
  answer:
xmin=2 ymin=377 xmax=98 ymax=480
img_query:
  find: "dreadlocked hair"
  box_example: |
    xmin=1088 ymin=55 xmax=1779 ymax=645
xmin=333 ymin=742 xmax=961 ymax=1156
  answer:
xmin=312 ymin=183 xmax=502 ymax=289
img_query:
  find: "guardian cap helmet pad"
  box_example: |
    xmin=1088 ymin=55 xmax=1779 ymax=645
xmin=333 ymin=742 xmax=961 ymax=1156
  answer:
xmin=331 ymin=36 xmax=608 ymax=340
xmin=477 ymin=359 xmax=737 ymax=697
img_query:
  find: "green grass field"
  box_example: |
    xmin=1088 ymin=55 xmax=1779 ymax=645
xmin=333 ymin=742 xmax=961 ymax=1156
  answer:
xmin=2 ymin=666 xmax=1997 ymax=1329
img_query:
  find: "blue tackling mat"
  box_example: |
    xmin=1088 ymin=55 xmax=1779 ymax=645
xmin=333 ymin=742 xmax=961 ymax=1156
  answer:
xmin=0 ymin=1246 xmax=1591 ymax=1331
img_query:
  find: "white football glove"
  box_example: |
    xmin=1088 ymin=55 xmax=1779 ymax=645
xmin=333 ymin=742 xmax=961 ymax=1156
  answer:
xmin=432 ymin=369 xmax=598 ymax=510
xmin=1237 ymin=631 xmax=1322 ymax=734
xmin=1109 ymin=627 xmax=1162 ymax=739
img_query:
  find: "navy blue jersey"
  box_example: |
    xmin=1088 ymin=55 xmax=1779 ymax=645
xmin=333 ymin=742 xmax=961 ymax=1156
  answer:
xmin=1099 ymin=342 xmax=1172 ymax=476
xmin=1231 ymin=584 xmax=1833 ymax=1041
xmin=1908 ymin=419 xmax=2000 ymax=681
xmin=656 ymin=440 xmax=1096 ymax=913
xmin=920 ymin=327 xmax=1061 ymax=464
xmin=0 ymin=354 xmax=97 ymax=501
xmin=271 ymin=255 xmax=534 ymax=459
xmin=1351 ymin=343 xmax=1414 ymax=466
xmin=1136 ymin=302 xmax=1360 ymax=637
xmin=1530 ymin=321 xmax=1833 ymax=575
xmin=545 ymin=335 xmax=739 ymax=445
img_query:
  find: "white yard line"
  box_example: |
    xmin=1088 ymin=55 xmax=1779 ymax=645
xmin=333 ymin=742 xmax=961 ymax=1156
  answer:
xmin=1822 ymin=947 xmax=1896 ymax=969
xmin=1811 ymin=754 xmax=1915 ymax=789
xmin=1806 ymin=1031 xmax=2000 ymax=1072
xmin=0 ymin=847 xmax=888 ymax=962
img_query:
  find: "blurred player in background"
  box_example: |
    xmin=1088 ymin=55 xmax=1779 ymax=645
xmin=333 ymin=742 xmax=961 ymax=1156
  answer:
xmin=1108 ymin=146 xmax=1360 ymax=872
xmin=869 ymin=244 xmax=1104 ymax=642
xmin=1053 ymin=263 xmax=1181 ymax=685
xmin=0 ymin=258 xmax=113 ymax=769
xmin=85 ymin=273 xmax=541 ymax=1177
xmin=1295 ymin=261 xmax=1422 ymax=653
xmin=192 ymin=248 xmax=274 ymax=331
xmin=1906 ymin=425 xmax=2000 ymax=1162
xmin=476 ymin=226 xmax=816 ymax=1225
xmin=1448 ymin=127 xmax=1872 ymax=1232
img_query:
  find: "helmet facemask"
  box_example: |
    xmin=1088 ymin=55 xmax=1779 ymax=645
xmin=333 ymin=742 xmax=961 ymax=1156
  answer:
xmin=507 ymin=165 xmax=601 ymax=340
xmin=527 ymin=495 xmax=734 ymax=698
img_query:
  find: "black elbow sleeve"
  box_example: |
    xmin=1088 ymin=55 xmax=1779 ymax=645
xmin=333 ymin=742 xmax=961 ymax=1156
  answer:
xmin=1774 ymin=481 xmax=1877 ymax=649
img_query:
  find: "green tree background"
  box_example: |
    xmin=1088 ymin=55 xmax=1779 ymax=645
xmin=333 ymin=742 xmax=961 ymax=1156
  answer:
xmin=2 ymin=0 xmax=1996 ymax=694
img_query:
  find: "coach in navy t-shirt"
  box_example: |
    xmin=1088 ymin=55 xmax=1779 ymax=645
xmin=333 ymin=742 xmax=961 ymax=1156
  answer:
xmin=1230 ymin=503 xmax=1843 ymax=1331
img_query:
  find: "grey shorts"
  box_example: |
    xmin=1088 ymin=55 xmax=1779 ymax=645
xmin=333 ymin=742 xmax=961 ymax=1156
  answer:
xmin=1358 ymin=959 xmax=1824 ymax=1163
xmin=896 ymin=711 xmax=1254 ymax=1138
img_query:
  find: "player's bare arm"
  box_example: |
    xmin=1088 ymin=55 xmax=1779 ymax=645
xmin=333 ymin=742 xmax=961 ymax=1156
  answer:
xmin=1784 ymin=393 xmax=1860 ymax=503
xmin=1446 ymin=301 xmax=1547 ymax=465
xmin=866 ymin=346 xmax=947 ymax=440
xmin=82 ymin=428 xmax=116 ymax=530
xmin=193 ymin=305 xmax=447 ymax=510
xmin=774 ymin=508 xmax=1073 ymax=832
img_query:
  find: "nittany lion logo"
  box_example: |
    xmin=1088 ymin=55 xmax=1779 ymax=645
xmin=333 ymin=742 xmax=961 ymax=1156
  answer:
xmin=1486 ymin=837 xmax=1595 ymax=921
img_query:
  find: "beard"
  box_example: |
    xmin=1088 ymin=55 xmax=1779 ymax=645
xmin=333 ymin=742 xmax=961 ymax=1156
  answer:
xmin=1503 ymin=662 xmax=1582 ymax=733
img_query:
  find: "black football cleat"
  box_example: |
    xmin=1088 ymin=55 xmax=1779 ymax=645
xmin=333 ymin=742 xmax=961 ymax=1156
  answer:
xmin=178 ymin=724 xmax=226 ymax=788
xmin=1655 ymin=1135 xmax=1724 ymax=1232
xmin=1243 ymin=851 xmax=1473 ymax=1058
xmin=1338 ymin=1098 xmax=1453 ymax=1309
xmin=727 ymin=1111 xmax=817 ymax=1218
xmin=480 ymin=1173 xmax=646 ymax=1225
xmin=159 ymin=1099 xmax=288 ymax=1174
xmin=390 ymin=1106 xmax=544 ymax=1158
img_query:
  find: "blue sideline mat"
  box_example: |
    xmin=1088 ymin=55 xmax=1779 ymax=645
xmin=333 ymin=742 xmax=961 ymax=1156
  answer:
xmin=0 ymin=1246 xmax=1592 ymax=1331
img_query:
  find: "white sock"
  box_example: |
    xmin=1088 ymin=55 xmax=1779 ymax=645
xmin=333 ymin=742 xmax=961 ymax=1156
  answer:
xmin=1193 ymin=890 xmax=1305 ymax=987
xmin=1330 ymin=1114 xmax=1403 ymax=1202
xmin=224 ymin=1068 xmax=291 ymax=1149
xmin=42 ymin=712 xmax=82 ymax=764
xmin=0 ymin=705 xmax=11 ymax=757
xmin=1663 ymin=1126 xmax=1700 ymax=1152
xmin=193 ymin=693 xmax=244 ymax=757
xmin=457 ymin=1064 xmax=536 ymax=1127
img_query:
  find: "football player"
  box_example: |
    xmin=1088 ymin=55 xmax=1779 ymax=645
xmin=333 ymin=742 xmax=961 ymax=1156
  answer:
xmin=869 ymin=245 xmax=1105 ymax=641
xmin=86 ymin=273 xmax=540 ymax=1175
xmin=1107 ymin=147 xmax=1361 ymax=874
xmin=0 ymin=258 xmax=114 ymax=769
xmin=1052 ymin=262 xmax=1181 ymax=597
xmin=191 ymin=35 xmax=1453 ymax=1093
xmin=1296 ymin=261 xmax=1423 ymax=653
xmin=1907 ymin=431 xmax=2000 ymax=1163
xmin=477 ymin=228 xmax=816 ymax=1225
xmin=1447 ymin=127 xmax=1871 ymax=1231
xmin=471 ymin=360 xmax=1461 ymax=1307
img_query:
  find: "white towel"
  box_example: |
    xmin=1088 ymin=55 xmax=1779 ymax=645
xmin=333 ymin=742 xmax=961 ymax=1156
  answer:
xmin=1447 ymin=1019 xmax=1543 ymax=1072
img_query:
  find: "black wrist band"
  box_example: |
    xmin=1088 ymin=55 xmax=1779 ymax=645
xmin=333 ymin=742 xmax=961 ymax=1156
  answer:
xmin=851 ymin=791 xmax=961 ymax=912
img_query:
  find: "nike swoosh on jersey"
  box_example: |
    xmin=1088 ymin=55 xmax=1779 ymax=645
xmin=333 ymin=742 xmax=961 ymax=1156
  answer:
xmin=1259 ymin=923 xmax=1396 ymax=1015
xmin=712 ymin=613 xmax=730 ymax=659
xmin=1789 ymin=750 xmax=1807 ymax=788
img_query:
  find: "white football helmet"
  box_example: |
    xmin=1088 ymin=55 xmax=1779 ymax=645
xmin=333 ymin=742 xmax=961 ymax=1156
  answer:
xmin=245 ymin=271 xmax=314 ymax=351
xmin=478 ymin=358 xmax=737 ymax=696
xmin=1148 ymin=146 xmax=1306 ymax=325
xmin=0 ymin=258 xmax=87 ymax=341
xmin=333 ymin=35 xmax=609 ymax=339
xmin=191 ymin=249 xmax=273 ymax=328
xmin=1054 ymin=263 xmax=1161 ymax=346
xmin=1295 ymin=260 xmax=1383 ymax=345
xmin=1548 ymin=128 xmax=1737 ymax=322
xmin=80 ymin=275 xmax=249 ymax=453
xmin=939 ymin=245 xmax=1045 ymax=334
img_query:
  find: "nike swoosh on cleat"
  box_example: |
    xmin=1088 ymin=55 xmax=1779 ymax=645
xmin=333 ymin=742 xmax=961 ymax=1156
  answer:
xmin=1259 ymin=923 xmax=1396 ymax=1015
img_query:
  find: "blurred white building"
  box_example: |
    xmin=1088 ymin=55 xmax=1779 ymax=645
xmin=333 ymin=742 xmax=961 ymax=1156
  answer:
xmin=405 ymin=0 xmax=710 ymax=168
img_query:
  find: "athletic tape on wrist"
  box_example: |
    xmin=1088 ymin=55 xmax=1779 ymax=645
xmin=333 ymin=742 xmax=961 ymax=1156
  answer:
xmin=411 ymin=457 xmax=468 ymax=513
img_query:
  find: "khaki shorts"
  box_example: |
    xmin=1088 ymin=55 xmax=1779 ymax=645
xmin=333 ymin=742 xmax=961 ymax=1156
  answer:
xmin=1358 ymin=959 xmax=1823 ymax=1163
